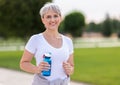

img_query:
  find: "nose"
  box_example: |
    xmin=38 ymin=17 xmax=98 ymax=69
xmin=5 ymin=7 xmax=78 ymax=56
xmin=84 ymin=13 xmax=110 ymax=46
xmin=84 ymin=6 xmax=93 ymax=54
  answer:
xmin=51 ymin=16 xmax=55 ymax=22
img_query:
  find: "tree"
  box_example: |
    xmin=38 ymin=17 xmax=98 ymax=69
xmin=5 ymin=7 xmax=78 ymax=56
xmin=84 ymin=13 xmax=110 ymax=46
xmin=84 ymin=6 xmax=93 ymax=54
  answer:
xmin=58 ymin=20 xmax=65 ymax=33
xmin=64 ymin=11 xmax=85 ymax=37
xmin=117 ymin=20 xmax=120 ymax=38
xmin=0 ymin=0 xmax=52 ymax=39
xmin=112 ymin=19 xmax=120 ymax=38
xmin=86 ymin=22 xmax=96 ymax=32
xmin=101 ymin=14 xmax=112 ymax=37
xmin=86 ymin=22 xmax=102 ymax=32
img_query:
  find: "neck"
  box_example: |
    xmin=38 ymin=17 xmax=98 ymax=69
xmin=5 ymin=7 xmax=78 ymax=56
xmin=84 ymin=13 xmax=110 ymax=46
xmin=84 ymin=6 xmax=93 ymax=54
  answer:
xmin=43 ymin=30 xmax=61 ymax=39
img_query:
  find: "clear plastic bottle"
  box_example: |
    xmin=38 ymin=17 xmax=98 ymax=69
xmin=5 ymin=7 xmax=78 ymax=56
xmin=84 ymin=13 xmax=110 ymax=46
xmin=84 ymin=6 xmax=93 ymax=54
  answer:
xmin=42 ymin=52 xmax=52 ymax=76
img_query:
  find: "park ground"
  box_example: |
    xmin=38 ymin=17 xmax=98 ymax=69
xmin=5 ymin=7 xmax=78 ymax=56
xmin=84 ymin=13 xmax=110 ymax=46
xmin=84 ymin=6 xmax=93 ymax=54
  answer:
xmin=0 ymin=68 xmax=89 ymax=85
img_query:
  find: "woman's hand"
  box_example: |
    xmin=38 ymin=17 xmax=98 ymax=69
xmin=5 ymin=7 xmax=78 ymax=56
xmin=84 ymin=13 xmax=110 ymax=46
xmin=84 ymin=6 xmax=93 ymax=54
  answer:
xmin=63 ymin=62 xmax=74 ymax=76
xmin=36 ymin=61 xmax=50 ymax=74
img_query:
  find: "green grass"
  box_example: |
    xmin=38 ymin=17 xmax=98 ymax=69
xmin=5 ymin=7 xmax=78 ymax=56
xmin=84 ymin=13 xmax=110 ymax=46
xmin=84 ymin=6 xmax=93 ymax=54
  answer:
xmin=0 ymin=51 xmax=23 ymax=70
xmin=0 ymin=51 xmax=35 ymax=70
xmin=72 ymin=47 xmax=120 ymax=85
xmin=0 ymin=47 xmax=120 ymax=85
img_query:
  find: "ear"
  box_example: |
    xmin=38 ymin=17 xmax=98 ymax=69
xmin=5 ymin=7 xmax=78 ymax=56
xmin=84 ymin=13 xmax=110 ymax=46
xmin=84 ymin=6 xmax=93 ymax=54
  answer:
xmin=60 ymin=16 xmax=63 ymax=22
xmin=41 ymin=17 xmax=45 ymax=24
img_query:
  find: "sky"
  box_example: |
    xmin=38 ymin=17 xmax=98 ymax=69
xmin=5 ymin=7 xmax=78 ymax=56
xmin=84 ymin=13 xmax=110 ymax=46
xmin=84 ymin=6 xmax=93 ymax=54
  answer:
xmin=53 ymin=0 xmax=120 ymax=23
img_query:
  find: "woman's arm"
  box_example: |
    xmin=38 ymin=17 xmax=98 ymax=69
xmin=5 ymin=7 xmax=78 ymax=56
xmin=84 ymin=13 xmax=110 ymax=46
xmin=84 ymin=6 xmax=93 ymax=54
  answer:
xmin=63 ymin=53 xmax=74 ymax=76
xmin=20 ymin=49 xmax=39 ymax=73
xmin=20 ymin=49 xmax=49 ymax=74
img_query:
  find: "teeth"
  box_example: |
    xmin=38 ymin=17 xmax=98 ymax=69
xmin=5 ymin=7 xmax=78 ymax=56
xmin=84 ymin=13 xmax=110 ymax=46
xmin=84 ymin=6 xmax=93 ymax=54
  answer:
xmin=50 ymin=23 xmax=56 ymax=26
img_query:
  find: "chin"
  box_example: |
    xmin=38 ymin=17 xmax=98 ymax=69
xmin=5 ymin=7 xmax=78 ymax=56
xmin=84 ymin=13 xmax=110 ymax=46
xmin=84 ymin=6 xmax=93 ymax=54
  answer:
xmin=50 ymin=28 xmax=57 ymax=31
xmin=49 ymin=26 xmax=58 ymax=30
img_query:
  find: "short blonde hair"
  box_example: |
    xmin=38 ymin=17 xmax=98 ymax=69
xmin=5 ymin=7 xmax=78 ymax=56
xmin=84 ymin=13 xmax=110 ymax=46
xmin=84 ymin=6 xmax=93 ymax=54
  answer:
xmin=39 ymin=2 xmax=61 ymax=18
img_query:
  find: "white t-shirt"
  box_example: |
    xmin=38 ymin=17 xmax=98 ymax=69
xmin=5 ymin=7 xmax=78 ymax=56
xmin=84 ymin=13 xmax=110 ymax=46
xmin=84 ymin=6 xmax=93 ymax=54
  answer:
xmin=25 ymin=33 xmax=74 ymax=81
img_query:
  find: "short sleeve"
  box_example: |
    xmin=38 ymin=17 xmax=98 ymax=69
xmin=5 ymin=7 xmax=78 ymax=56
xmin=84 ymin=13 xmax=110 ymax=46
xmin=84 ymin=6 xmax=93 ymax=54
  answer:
xmin=68 ymin=38 xmax=74 ymax=54
xmin=25 ymin=35 xmax=37 ymax=54
xmin=64 ymin=36 xmax=74 ymax=55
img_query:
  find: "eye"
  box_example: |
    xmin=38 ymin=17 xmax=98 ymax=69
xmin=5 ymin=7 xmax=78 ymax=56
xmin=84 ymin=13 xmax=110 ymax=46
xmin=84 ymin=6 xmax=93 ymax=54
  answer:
xmin=54 ymin=15 xmax=59 ymax=18
xmin=46 ymin=15 xmax=51 ymax=19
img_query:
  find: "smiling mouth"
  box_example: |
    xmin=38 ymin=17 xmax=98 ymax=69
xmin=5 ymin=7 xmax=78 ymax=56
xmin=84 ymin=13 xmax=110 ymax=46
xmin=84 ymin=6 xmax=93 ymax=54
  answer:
xmin=50 ymin=22 xmax=56 ymax=26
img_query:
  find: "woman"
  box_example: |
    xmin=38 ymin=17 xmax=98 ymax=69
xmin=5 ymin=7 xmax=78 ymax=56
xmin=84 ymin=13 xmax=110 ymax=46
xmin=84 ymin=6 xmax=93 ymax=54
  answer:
xmin=20 ymin=2 xmax=74 ymax=85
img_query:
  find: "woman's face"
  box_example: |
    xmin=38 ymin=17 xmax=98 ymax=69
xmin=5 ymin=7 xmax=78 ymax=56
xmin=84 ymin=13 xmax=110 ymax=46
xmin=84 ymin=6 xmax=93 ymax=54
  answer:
xmin=41 ymin=10 xmax=62 ymax=31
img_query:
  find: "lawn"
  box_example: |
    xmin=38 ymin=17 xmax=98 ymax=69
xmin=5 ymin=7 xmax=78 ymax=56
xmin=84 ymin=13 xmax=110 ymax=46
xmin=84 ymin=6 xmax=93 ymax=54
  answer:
xmin=0 ymin=51 xmax=35 ymax=70
xmin=0 ymin=51 xmax=23 ymax=70
xmin=0 ymin=47 xmax=120 ymax=85
xmin=72 ymin=47 xmax=120 ymax=85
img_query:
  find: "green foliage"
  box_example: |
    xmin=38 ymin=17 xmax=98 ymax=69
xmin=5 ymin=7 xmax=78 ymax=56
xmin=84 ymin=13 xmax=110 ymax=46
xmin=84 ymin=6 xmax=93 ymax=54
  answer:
xmin=86 ymin=22 xmax=102 ymax=32
xmin=58 ymin=20 xmax=65 ymax=33
xmin=86 ymin=13 xmax=120 ymax=37
xmin=111 ymin=19 xmax=120 ymax=37
xmin=64 ymin=11 xmax=85 ymax=37
xmin=111 ymin=19 xmax=119 ymax=32
xmin=101 ymin=14 xmax=112 ymax=37
xmin=0 ymin=0 xmax=52 ymax=38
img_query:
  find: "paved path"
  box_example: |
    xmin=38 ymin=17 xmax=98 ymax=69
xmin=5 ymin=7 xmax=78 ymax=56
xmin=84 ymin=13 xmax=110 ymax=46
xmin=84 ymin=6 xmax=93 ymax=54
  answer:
xmin=0 ymin=68 xmax=89 ymax=85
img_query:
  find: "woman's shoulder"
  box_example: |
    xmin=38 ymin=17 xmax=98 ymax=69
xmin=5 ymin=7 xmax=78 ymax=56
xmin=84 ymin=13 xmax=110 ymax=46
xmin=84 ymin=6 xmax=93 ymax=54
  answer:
xmin=62 ymin=34 xmax=72 ymax=40
xmin=27 ymin=33 xmax=43 ymax=42
xmin=30 ymin=33 xmax=42 ymax=39
xmin=62 ymin=34 xmax=72 ymax=42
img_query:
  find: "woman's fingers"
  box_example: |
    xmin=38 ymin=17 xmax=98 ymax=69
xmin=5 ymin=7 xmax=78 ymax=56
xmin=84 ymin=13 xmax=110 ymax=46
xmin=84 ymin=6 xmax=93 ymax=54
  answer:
xmin=38 ymin=62 xmax=50 ymax=72
xmin=63 ymin=62 xmax=72 ymax=75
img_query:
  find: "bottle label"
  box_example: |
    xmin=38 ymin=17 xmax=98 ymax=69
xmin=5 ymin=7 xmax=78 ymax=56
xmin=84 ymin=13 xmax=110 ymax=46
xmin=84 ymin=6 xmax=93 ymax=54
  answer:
xmin=42 ymin=52 xmax=52 ymax=76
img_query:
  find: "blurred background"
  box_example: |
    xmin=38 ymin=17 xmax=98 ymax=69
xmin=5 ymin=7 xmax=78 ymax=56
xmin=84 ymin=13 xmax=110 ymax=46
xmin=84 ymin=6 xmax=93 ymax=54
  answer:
xmin=0 ymin=0 xmax=120 ymax=85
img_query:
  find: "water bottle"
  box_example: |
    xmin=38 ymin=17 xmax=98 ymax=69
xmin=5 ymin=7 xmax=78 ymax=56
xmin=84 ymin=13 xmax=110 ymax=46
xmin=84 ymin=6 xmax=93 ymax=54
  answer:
xmin=42 ymin=52 xmax=52 ymax=76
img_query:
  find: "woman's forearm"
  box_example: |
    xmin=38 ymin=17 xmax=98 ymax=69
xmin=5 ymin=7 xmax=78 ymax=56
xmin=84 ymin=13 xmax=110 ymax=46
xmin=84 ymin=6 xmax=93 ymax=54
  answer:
xmin=20 ymin=61 xmax=39 ymax=74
